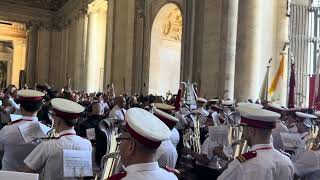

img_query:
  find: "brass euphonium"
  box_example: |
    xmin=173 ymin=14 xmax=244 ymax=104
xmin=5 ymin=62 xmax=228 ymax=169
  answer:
xmin=182 ymin=112 xmax=202 ymax=154
xmin=95 ymin=118 xmax=123 ymax=180
xmin=306 ymin=125 xmax=320 ymax=151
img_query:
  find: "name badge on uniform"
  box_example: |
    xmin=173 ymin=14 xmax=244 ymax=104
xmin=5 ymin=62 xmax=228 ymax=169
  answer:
xmin=18 ymin=122 xmax=46 ymax=143
xmin=208 ymin=125 xmax=229 ymax=145
xmin=86 ymin=128 xmax=96 ymax=140
xmin=63 ymin=150 xmax=93 ymax=177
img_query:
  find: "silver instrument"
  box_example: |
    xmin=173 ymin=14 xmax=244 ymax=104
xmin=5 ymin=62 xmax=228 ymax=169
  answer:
xmin=95 ymin=118 xmax=123 ymax=180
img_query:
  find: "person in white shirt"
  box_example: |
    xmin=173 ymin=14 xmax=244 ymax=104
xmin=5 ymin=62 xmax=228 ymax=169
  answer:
xmin=218 ymin=107 xmax=294 ymax=180
xmin=294 ymin=149 xmax=320 ymax=180
xmin=183 ymin=136 xmax=232 ymax=180
xmin=109 ymin=96 xmax=126 ymax=121
xmin=191 ymin=97 xmax=209 ymax=125
xmin=113 ymin=108 xmax=177 ymax=180
xmin=0 ymin=89 xmax=49 ymax=171
xmin=153 ymin=108 xmax=178 ymax=168
xmin=291 ymin=112 xmax=317 ymax=161
xmin=23 ymin=98 xmax=92 ymax=180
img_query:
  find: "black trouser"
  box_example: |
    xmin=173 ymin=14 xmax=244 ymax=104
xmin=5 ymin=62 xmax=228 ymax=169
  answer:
xmin=193 ymin=165 xmax=221 ymax=180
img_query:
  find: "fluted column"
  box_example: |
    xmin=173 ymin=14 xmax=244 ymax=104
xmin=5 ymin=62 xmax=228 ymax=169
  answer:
xmin=25 ymin=24 xmax=38 ymax=86
xmin=218 ymin=0 xmax=239 ymax=100
xmin=234 ymin=0 xmax=263 ymax=101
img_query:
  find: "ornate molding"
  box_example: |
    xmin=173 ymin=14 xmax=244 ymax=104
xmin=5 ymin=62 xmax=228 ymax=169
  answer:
xmin=136 ymin=0 xmax=146 ymax=18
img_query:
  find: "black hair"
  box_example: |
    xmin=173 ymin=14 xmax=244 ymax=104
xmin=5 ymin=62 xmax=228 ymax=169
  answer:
xmin=63 ymin=118 xmax=78 ymax=127
xmin=20 ymin=100 xmax=43 ymax=113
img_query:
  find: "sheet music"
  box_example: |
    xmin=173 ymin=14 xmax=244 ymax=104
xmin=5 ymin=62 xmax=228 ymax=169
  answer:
xmin=63 ymin=150 xmax=93 ymax=177
xmin=280 ymin=132 xmax=304 ymax=149
xmin=10 ymin=114 xmax=22 ymax=122
xmin=86 ymin=128 xmax=96 ymax=140
xmin=0 ymin=171 xmax=39 ymax=180
xmin=208 ymin=125 xmax=229 ymax=145
xmin=18 ymin=122 xmax=46 ymax=143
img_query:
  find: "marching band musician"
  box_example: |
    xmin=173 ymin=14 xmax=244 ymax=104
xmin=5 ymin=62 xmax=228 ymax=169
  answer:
xmin=112 ymin=108 xmax=178 ymax=180
xmin=291 ymin=112 xmax=317 ymax=161
xmin=218 ymin=107 xmax=294 ymax=180
xmin=265 ymin=103 xmax=289 ymax=150
xmin=154 ymin=103 xmax=180 ymax=147
xmin=23 ymin=98 xmax=92 ymax=180
xmin=182 ymin=135 xmax=232 ymax=180
xmin=153 ymin=108 xmax=179 ymax=168
xmin=0 ymin=89 xmax=49 ymax=171
xmin=191 ymin=97 xmax=209 ymax=125
xmin=294 ymin=148 xmax=320 ymax=180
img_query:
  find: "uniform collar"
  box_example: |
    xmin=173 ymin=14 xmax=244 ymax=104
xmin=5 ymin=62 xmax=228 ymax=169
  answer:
xmin=251 ymin=143 xmax=274 ymax=151
xmin=57 ymin=129 xmax=76 ymax=137
xmin=300 ymin=132 xmax=309 ymax=139
xmin=126 ymin=162 xmax=159 ymax=173
xmin=21 ymin=116 xmax=38 ymax=122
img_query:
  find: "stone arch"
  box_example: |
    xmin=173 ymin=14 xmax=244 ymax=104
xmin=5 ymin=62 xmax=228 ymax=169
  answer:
xmin=148 ymin=3 xmax=183 ymax=96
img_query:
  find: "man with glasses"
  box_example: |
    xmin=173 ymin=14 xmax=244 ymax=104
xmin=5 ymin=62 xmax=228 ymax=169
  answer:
xmin=111 ymin=108 xmax=178 ymax=180
xmin=23 ymin=98 xmax=92 ymax=180
xmin=217 ymin=107 xmax=294 ymax=180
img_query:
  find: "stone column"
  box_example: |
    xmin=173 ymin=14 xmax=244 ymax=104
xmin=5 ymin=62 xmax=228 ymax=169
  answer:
xmin=86 ymin=0 xmax=108 ymax=92
xmin=25 ymin=24 xmax=38 ymax=87
xmin=234 ymin=0 xmax=262 ymax=101
xmin=36 ymin=28 xmax=51 ymax=84
xmin=218 ymin=0 xmax=239 ymax=100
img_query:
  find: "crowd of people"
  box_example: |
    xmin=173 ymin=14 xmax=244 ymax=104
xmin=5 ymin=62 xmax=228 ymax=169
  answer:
xmin=0 ymin=83 xmax=319 ymax=180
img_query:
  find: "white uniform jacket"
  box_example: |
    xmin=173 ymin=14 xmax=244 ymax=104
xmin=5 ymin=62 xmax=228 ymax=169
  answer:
xmin=217 ymin=143 xmax=294 ymax=180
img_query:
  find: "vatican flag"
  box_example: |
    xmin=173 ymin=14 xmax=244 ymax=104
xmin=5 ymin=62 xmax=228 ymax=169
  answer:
xmin=268 ymin=54 xmax=285 ymax=96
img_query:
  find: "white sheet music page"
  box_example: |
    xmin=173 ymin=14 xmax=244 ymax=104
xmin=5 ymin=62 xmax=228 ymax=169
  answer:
xmin=208 ymin=125 xmax=229 ymax=145
xmin=280 ymin=132 xmax=304 ymax=150
xmin=63 ymin=150 xmax=93 ymax=177
xmin=10 ymin=114 xmax=22 ymax=122
xmin=18 ymin=122 xmax=46 ymax=143
xmin=86 ymin=128 xmax=96 ymax=140
xmin=0 ymin=171 xmax=39 ymax=180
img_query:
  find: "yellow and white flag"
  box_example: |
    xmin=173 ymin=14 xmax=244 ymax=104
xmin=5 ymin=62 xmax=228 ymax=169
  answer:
xmin=268 ymin=54 xmax=285 ymax=98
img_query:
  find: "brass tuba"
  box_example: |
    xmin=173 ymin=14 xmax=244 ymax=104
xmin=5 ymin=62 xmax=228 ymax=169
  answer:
xmin=306 ymin=125 xmax=320 ymax=151
xmin=182 ymin=112 xmax=202 ymax=154
xmin=95 ymin=118 xmax=123 ymax=180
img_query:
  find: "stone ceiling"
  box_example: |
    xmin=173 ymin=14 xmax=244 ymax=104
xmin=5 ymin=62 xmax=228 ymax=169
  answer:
xmin=6 ymin=0 xmax=69 ymax=11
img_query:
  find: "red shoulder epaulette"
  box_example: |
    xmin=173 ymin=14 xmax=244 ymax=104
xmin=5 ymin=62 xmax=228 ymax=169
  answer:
xmin=236 ymin=151 xmax=257 ymax=163
xmin=108 ymin=171 xmax=127 ymax=180
xmin=165 ymin=166 xmax=180 ymax=175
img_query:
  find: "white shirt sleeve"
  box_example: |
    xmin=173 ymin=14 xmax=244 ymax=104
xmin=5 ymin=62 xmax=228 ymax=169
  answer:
xmin=294 ymin=150 xmax=319 ymax=177
xmin=24 ymin=142 xmax=49 ymax=171
xmin=217 ymin=160 xmax=243 ymax=180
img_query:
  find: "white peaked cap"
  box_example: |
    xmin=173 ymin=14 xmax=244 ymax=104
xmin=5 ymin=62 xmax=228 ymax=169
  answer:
xmin=223 ymin=100 xmax=234 ymax=106
xmin=125 ymin=108 xmax=171 ymax=149
xmin=237 ymin=102 xmax=263 ymax=109
xmin=236 ymin=107 xmax=280 ymax=129
xmin=51 ymin=98 xmax=85 ymax=119
xmin=17 ymin=89 xmax=45 ymax=102
xmin=209 ymin=98 xmax=219 ymax=103
xmin=196 ymin=97 xmax=207 ymax=103
xmin=153 ymin=108 xmax=179 ymax=129
xmin=295 ymin=112 xmax=317 ymax=119
xmin=154 ymin=103 xmax=175 ymax=111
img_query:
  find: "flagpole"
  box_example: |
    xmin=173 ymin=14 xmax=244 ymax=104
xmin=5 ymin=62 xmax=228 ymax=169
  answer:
xmin=266 ymin=58 xmax=272 ymax=102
